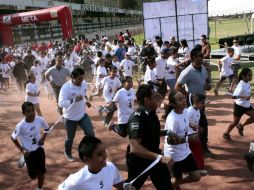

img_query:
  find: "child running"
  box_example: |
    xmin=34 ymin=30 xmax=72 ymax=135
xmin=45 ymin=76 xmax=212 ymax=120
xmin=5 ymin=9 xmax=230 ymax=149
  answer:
xmin=223 ymin=68 xmax=254 ymax=142
xmin=31 ymin=59 xmax=43 ymax=89
xmin=214 ymin=48 xmax=235 ymax=96
xmin=107 ymin=76 xmax=136 ymax=137
xmin=11 ymin=102 xmax=49 ymax=190
xmin=99 ymin=65 xmax=122 ymax=127
xmin=89 ymin=58 xmax=107 ymax=101
xmin=187 ymin=94 xmax=208 ymax=175
xmin=58 ymin=136 xmax=135 ymax=190
xmin=25 ymin=73 xmax=42 ymax=116
xmin=164 ymin=91 xmax=201 ymax=190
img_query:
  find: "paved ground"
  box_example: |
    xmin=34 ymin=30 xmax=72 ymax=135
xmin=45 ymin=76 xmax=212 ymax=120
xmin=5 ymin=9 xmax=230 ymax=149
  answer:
xmin=0 ymin=81 xmax=254 ymax=190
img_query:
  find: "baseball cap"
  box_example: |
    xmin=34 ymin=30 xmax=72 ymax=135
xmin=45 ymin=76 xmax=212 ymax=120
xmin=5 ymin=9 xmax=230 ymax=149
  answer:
xmin=160 ymin=47 xmax=171 ymax=54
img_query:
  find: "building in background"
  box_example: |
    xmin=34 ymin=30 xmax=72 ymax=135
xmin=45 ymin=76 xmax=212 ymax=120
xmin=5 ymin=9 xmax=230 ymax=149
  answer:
xmin=0 ymin=0 xmax=155 ymax=43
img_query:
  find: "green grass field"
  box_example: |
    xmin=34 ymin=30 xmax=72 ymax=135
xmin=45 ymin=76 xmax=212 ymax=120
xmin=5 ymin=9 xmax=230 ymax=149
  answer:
xmin=133 ymin=18 xmax=251 ymax=50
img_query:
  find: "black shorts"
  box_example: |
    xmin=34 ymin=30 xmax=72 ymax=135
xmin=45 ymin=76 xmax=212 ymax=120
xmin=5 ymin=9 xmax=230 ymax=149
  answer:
xmin=172 ymin=153 xmax=198 ymax=179
xmin=24 ymin=147 xmax=46 ymax=178
xmin=219 ymin=74 xmax=234 ymax=83
xmin=233 ymin=103 xmax=253 ymax=118
xmin=231 ymin=64 xmax=241 ymax=77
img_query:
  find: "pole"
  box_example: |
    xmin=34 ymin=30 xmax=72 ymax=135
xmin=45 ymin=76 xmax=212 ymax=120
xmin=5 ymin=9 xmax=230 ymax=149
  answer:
xmin=215 ymin=19 xmax=217 ymax=41
xmin=174 ymin=0 xmax=179 ymax=42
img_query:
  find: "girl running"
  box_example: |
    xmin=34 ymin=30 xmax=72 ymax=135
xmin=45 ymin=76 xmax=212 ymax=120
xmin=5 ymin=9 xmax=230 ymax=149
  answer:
xmin=223 ymin=68 xmax=254 ymax=142
xmin=164 ymin=91 xmax=200 ymax=189
xmin=25 ymin=73 xmax=42 ymax=116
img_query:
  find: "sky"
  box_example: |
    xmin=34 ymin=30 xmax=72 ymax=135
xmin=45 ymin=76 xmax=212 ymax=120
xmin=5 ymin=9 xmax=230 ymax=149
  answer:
xmin=208 ymin=0 xmax=254 ymax=16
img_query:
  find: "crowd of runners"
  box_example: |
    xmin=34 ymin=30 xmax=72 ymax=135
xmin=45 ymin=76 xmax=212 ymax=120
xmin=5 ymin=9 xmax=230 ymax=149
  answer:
xmin=1 ymin=30 xmax=253 ymax=190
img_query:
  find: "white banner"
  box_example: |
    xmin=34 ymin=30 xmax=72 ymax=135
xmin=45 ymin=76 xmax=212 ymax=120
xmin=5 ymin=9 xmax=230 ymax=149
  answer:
xmin=160 ymin=17 xmax=177 ymax=42
xmin=144 ymin=19 xmax=161 ymax=41
xmin=143 ymin=0 xmax=208 ymax=48
xmin=143 ymin=1 xmax=175 ymax=19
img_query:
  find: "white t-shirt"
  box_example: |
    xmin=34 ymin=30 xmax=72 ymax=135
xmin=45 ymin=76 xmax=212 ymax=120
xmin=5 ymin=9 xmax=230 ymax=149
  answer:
xmin=58 ymin=162 xmax=123 ymax=190
xmin=187 ymin=106 xmax=200 ymax=135
xmin=113 ymin=88 xmax=136 ymax=124
xmin=165 ymin=57 xmax=178 ymax=80
xmin=220 ymin=55 xmax=234 ymax=77
xmin=1 ymin=63 xmax=11 ymax=78
xmin=154 ymin=56 xmax=167 ymax=79
xmin=11 ymin=116 xmax=49 ymax=152
xmin=120 ymin=59 xmax=135 ymax=77
xmin=100 ymin=76 xmax=122 ymax=103
xmin=31 ymin=65 xmax=43 ymax=88
xmin=178 ymin=47 xmax=190 ymax=58
xmin=127 ymin=46 xmax=137 ymax=56
xmin=96 ymin=66 xmax=107 ymax=84
xmin=232 ymin=45 xmax=242 ymax=58
xmin=233 ymin=80 xmax=251 ymax=108
xmin=38 ymin=56 xmax=49 ymax=71
xmin=58 ymin=81 xmax=88 ymax=121
xmin=144 ymin=67 xmax=156 ymax=84
xmin=164 ymin=109 xmax=191 ymax=162
xmin=25 ymin=82 xmax=39 ymax=104
xmin=64 ymin=58 xmax=75 ymax=73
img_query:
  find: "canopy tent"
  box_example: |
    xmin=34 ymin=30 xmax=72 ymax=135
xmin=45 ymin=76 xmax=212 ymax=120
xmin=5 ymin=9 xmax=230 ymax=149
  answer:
xmin=0 ymin=5 xmax=73 ymax=46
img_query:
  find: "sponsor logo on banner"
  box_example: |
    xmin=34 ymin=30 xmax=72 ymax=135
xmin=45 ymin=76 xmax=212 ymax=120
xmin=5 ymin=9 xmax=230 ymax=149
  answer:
xmin=3 ymin=15 xmax=11 ymax=24
xmin=50 ymin=10 xmax=58 ymax=18
xmin=21 ymin=16 xmax=38 ymax=23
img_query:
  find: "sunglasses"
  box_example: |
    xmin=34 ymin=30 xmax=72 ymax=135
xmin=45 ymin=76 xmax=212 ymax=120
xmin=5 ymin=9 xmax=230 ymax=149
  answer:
xmin=233 ymin=41 xmax=238 ymax=43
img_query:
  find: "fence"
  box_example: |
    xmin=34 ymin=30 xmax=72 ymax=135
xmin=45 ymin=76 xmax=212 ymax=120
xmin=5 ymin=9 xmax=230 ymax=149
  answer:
xmin=12 ymin=20 xmax=143 ymax=44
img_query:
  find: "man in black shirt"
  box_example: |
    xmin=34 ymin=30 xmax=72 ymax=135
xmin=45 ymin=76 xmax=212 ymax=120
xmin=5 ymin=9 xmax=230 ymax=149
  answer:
xmin=126 ymin=84 xmax=174 ymax=190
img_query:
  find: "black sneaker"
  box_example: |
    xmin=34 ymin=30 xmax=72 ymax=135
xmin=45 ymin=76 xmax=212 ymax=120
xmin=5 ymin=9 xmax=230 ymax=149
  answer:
xmin=236 ymin=123 xmax=244 ymax=136
xmin=64 ymin=152 xmax=74 ymax=162
xmin=244 ymin=153 xmax=254 ymax=171
xmin=223 ymin=133 xmax=232 ymax=142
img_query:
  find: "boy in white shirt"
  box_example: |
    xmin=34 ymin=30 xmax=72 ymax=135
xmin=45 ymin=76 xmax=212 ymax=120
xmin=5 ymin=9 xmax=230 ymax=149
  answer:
xmin=99 ymin=65 xmax=122 ymax=127
xmin=31 ymin=60 xmax=43 ymax=89
xmin=144 ymin=56 xmax=161 ymax=91
xmin=214 ymin=48 xmax=234 ymax=96
xmin=120 ymin=52 xmax=136 ymax=78
xmin=107 ymin=76 xmax=135 ymax=137
xmin=89 ymin=59 xmax=108 ymax=101
xmin=58 ymin=136 xmax=135 ymax=190
xmin=11 ymin=102 xmax=49 ymax=190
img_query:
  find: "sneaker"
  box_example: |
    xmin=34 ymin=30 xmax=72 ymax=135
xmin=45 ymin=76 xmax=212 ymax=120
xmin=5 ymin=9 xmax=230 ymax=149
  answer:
xmin=236 ymin=123 xmax=244 ymax=136
xmin=214 ymin=89 xmax=218 ymax=96
xmin=199 ymin=169 xmax=209 ymax=175
xmin=64 ymin=152 xmax=74 ymax=162
xmin=223 ymin=133 xmax=232 ymax=142
xmin=244 ymin=153 xmax=254 ymax=171
xmin=18 ymin=154 xmax=26 ymax=168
